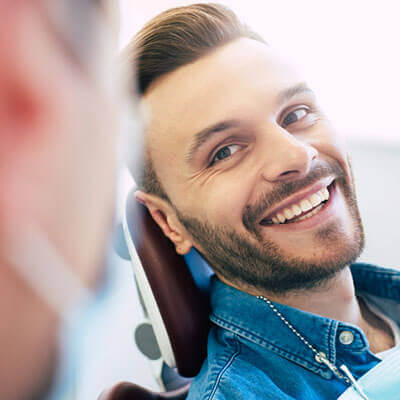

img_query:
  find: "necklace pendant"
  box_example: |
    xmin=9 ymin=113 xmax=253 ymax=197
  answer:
xmin=315 ymin=352 xmax=338 ymax=373
xmin=339 ymin=365 xmax=370 ymax=400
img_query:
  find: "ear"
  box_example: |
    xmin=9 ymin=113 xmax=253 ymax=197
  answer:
xmin=135 ymin=190 xmax=193 ymax=255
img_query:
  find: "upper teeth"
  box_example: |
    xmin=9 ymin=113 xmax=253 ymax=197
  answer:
xmin=270 ymin=187 xmax=330 ymax=225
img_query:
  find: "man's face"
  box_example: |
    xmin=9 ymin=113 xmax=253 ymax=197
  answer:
xmin=144 ymin=38 xmax=364 ymax=293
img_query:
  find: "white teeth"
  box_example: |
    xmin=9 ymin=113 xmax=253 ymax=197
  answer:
xmin=272 ymin=216 xmax=280 ymax=224
xmin=309 ymin=193 xmax=322 ymax=207
xmin=277 ymin=213 xmax=286 ymax=223
xmin=283 ymin=208 xmax=294 ymax=220
xmin=322 ymin=188 xmax=329 ymax=201
xmin=300 ymin=199 xmax=313 ymax=212
xmin=292 ymin=204 xmax=302 ymax=216
xmin=266 ymin=184 xmax=331 ymax=225
xmin=295 ymin=203 xmax=324 ymax=222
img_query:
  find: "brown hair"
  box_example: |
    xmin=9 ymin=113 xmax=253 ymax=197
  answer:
xmin=123 ymin=3 xmax=265 ymax=199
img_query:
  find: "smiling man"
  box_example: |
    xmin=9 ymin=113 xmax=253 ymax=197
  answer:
xmin=126 ymin=3 xmax=400 ymax=399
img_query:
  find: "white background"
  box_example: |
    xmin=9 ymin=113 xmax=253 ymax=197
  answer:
xmin=120 ymin=0 xmax=400 ymax=145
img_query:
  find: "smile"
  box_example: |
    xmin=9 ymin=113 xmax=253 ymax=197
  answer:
xmin=260 ymin=178 xmax=336 ymax=227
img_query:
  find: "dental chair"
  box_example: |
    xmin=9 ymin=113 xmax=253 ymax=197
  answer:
xmin=99 ymin=189 xmax=213 ymax=400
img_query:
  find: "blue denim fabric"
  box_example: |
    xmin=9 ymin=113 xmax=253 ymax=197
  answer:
xmin=187 ymin=263 xmax=400 ymax=400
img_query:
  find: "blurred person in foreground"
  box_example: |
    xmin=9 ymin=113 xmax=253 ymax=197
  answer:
xmin=126 ymin=3 xmax=400 ymax=399
xmin=0 ymin=1 xmax=125 ymax=399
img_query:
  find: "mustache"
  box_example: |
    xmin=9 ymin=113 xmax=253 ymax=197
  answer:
xmin=242 ymin=161 xmax=347 ymax=234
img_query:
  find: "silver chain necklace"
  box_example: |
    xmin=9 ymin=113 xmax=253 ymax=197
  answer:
xmin=257 ymin=295 xmax=370 ymax=400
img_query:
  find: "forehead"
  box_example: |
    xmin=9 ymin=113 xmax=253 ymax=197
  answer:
xmin=143 ymin=38 xmax=303 ymax=175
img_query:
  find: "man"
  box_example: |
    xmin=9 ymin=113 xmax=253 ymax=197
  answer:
xmin=0 ymin=1 xmax=123 ymax=399
xmin=127 ymin=3 xmax=400 ymax=399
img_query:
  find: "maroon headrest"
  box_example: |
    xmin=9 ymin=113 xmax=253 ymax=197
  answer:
xmin=125 ymin=189 xmax=210 ymax=377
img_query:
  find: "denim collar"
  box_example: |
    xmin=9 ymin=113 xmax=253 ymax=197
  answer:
xmin=210 ymin=263 xmax=400 ymax=380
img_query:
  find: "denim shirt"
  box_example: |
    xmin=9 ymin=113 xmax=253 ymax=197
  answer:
xmin=187 ymin=263 xmax=400 ymax=400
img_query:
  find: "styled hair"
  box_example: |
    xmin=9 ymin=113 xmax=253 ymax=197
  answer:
xmin=123 ymin=3 xmax=265 ymax=199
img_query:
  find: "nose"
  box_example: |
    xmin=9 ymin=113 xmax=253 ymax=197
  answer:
xmin=260 ymin=128 xmax=318 ymax=182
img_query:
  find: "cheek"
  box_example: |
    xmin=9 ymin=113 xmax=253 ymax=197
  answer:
xmin=310 ymin=123 xmax=351 ymax=177
xmin=200 ymin=173 xmax=254 ymax=228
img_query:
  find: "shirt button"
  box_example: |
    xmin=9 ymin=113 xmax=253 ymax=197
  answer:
xmin=339 ymin=330 xmax=354 ymax=345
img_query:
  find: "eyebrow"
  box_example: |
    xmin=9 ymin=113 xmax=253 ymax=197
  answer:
xmin=277 ymin=82 xmax=315 ymax=106
xmin=185 ymin=82 xmax=314 ymax=164
xmin=185 ymin=120 xmax=241 ymax=163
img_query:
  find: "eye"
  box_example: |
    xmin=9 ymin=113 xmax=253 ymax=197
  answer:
xmin=282 ymin=108 xmax=308 ymax=128
xmin=211 ymin=144 xmax=241 ymax=165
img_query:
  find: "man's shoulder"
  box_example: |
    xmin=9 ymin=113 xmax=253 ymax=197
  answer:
xmin=186 ymin=328 xmax=291 ymax=400
xmin=351 ymin=262 xmax=400 ymax=275
xmin=351 ymin=262 xmax=400 ymax=300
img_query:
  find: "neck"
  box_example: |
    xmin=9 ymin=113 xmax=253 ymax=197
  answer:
xmin=220 ymin=266 xmax=395 ymax=353
xmin=267 ymin=267 xmax=361 ymax=324
xmin=221 ymin=266 xmax=363 ymax=326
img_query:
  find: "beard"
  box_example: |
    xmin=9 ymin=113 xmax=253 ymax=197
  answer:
xmin=174 ymin=159 xmax=365 ymax=295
